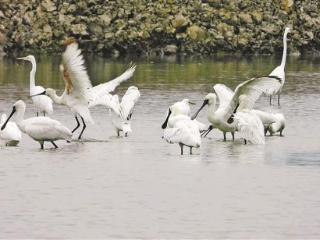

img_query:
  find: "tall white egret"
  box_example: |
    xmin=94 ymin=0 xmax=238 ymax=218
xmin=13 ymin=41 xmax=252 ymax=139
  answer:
xmin=192 ymin=76 xmax=282 ymax=144
xmin=109 ymin=86 xmax=140 ymax=137
xmin=162 ymin=103 xmax=201 ymax=155
xmin=33 ymin=42 xmax=136 ymax=139
xmin=17 ymin=55 xmax=53 ymax=116
xmin=268 ymin=27 xmax=291 ymax=105
xmin=0 ymin=113 xmax=22 ymax=146
xmin=1 ymin=100 xmax=72 ymax=149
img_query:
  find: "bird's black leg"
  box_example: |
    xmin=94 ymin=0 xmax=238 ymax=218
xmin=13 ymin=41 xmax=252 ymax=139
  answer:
xmin=78 ymin=117 xmax=86 ymax=140
xmin=269 ymin=95 xmax=272 ymax=105
xmin=40 ymin=142 xmax=44 ymax=149
xmin=223 ymin=132 xmax=227 ymax=141
xmin=190 ymin=147 xmax=192 ymax=155
xmin=231 ymin=132 xmax=235 ymax=141
xmin=244 ymin=139 xmax=247 ymax=145
xmin=72 ymin=116 xmax=80 ymax=133
xmin=264 ymin=128 xmax=268 ymax=136
xmin=280 ymin=128 xmax=284 ymax=137
xmin=36 ymin=112 xmax=39 ymax=117
xmin=277 ymin=93 xmax=281 ymax=106
xmin=43 ymin=112 xmax=46 ymax=117
xmin=179 ymin=143 xmax=184 ymax=155
xmin=51 ymin=141 xmax=58 ymax=148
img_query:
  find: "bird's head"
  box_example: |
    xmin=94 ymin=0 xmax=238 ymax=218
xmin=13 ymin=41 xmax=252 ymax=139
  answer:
xmin=182 ymin=98 xmax=196 ymax=105
xmin=63 ymin=37 xmax=76 ymax=46
xmin=1 ymin=100 xmax=25 ymax=131
xmin=17 ymin=55 xmax=35 ymax=63
xmin=45 ymin=88 xmax=56 ymax=97
xmin=205 ymin=93 xmax=217 ymax=105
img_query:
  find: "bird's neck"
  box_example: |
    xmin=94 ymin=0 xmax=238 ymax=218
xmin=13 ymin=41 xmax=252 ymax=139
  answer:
xmin=15 ymin=109 xmax=25 ymax=130
xmin=29 ymin=59 xmax=37 ymax=89
xmin=48 ymin=92 xmax=63 ymax=104
xmin=280 ymin=31 xmax=288 ymax=69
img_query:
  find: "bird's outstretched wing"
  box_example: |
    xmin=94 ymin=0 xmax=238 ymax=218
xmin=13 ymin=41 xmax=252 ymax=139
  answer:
xmin=90 ymin=65 xmax=136 ymax=96
xmin=120 ymin=86 xmax=140 ymax=120
xmin=213 ymin=83 xmax=234 ymax=109
xmin=226 ymin=76 xmax=282 ymax=120
xmin=61 ymin=42 xmax=92 ymax=102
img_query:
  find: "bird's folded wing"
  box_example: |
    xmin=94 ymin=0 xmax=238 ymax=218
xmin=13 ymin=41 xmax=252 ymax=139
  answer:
xmin=61 ymin=43 xmax=92 ymax=102
xmin=163 ymin=128 xmax=183 ymax=144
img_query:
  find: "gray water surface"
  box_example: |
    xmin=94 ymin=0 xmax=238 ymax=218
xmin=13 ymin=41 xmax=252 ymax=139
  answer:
xmin=0 ymin=55 xmax=320 ymax=238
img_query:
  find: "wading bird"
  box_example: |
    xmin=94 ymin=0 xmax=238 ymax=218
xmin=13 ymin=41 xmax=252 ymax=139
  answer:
xmin=1 ymin=100 xmax=72 ymax=149
xmin=17 ymin=55 xmax=53 ymax=116
xmin=109 ymin=86 xmax=141 ymax=137
xmin=33 ymin=41 xmax=136 ymax=140
xmin=162 ymin=102 xmax=201 ymax=155
xmin=192 ymin=76 xmax=283 ymax=144
xmin=268 ymin=27 xmax=290 ymax=105
xmin=0 ymin=113 xmax=22 ymax=146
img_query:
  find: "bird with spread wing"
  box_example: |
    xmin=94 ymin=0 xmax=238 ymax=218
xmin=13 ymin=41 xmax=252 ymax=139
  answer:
xmin=33 ymin=40 xmax=136 ymax=140
xmin=192 ymin=76 xmax=282 ymax=144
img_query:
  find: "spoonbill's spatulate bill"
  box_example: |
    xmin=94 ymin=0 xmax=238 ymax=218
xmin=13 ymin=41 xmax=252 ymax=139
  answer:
xmin=17 ymin=55 xmax=53 ymax=116
xmin=162 ymin=102 xmax=201 ymax=155
xmin=109 ymin=86 xmax=141 ymax=137
xmin=192 ymin=75 xmax=283 ymax=144
xmin=268 ymin=27 xmax=291 ymax=105
xmin=0 ymin=113 xmax=22 ymax=146
xmin=33 ymin=41 xmax=136 ymax=140
xmin=1 ymin=100 xmax=72 ymax=149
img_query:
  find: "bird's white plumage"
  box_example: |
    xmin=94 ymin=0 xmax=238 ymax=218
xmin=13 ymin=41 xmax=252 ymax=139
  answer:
xmin=0 ymin=113 xmax=22 ymax=146
xmin=213 ymin=83 xmax=233 ymax=109
xmin=268 ymin=113 xmax=286 ymax=135
xmin=18 ymin=55 xmax=53 ymax=116
xmin=2 ymin=100 xmax=71 ymax=148
xmin=234 ymin=110 xmax=265 ymax=144
xmin=88 ymin=65 xmax=136 ymax=106
xmin=109 ymin=86 xmax=141 ymax=136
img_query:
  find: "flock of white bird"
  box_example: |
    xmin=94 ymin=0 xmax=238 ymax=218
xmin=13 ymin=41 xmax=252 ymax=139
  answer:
xmin=0 ymin=27 xmax=290 ymax=154
xmin=161 ymin=27 xmax=289 ymax=154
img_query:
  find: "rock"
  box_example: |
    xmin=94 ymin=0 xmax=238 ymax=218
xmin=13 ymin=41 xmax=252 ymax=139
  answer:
xmin=71 ymin=23 xmax=88 ymax=35
xmin=239 ymin=13 xmax=252 ymax=24
xmin=251 ymin=12 xmax=263 ymax=24
xmin=100 ymin=14 xmax=111 ymax=26
xmin=164 ymin=44 xmax=178 ymax=54
xmin=172 ymin=13 xmax=189 ymax=29
xmin=187 ymin=25 xmax=206 ymax=40
xmin=41 ymin=0 xmax=56 ymax=12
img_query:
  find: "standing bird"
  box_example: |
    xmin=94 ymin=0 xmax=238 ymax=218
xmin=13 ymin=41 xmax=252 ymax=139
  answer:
xmin=34 ymin=42 xmax=136 ymax=139
xmin=0 ymin=113 xmax=22 ymax=146
xmin=1 ymin=100 xmax=71 ymax=149
xmin=192 ymin=76 xmax=283 ymax=144
xmin=109 ymin=86 xmax=141 ymax=137
xmin=268 ymin=27 xmax=291 ymax=105
xmin=17 ymin=55 xmax=53 ymax=116
xmin=162 ymin=103 xmax=201 ymax=155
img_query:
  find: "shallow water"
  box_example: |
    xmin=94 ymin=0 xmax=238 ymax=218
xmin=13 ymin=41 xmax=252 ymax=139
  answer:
xmin=1 ymin=55 xmax=320 ymax=238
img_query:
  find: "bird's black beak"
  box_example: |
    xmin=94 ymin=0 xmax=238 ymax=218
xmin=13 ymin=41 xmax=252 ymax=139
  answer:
xmin=191 ymin=99 xmax=209 ymax=120
xmin=161 ymin=109 xmax=172 ymax=129
xmin=30 ymin=90 xmax=46 ymax=98
xmin=1 ymin=106 xmax=16 ymax=131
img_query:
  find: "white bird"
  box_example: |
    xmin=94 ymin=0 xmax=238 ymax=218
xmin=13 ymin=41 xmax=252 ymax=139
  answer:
xmin=17 ymin=55 xmax=53 ymax=116
xmin=162 ymin=103 xmax=201 ymax=155
xmin=268 ymin=27 xmax=291 ymax=105
xmin=267 ymin=113 xmax=286 ymax=136
xmin=1 ymin=100 xmax=72 ymax=149
xmin=0 ymin=113 xmax=22 ymax=146
xmin=108 ymin=86 xmax=140 ymax=137
xmin=192 ymin=76 xmax=282 ymax=144
xmin=33 ymin=41 xmax=136 ymax=139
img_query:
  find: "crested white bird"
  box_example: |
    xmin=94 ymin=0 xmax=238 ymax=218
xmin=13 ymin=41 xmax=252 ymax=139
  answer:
xmin=0 ymin=113 xmax=22 ymax=146
xmin=108 ymin=86 xmax=140 ymax=137
xmin=192 ymin=76 xmax=283 ymax=144
xmin=1 ymin=100 xmax=72 ymax=149
xmin=33 ymin=42 xmax=136 ymax=139
xmin=162 ymin=103 xmax=201 ymax=155
xmin=17 ymin=55 xmax=53 ymax=116
xmin=268 ymin=27 xmax=291 ymax=105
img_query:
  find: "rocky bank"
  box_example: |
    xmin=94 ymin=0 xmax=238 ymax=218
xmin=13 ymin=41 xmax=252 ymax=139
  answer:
xmin=0 ymin=0 xmax=319 ymax=56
